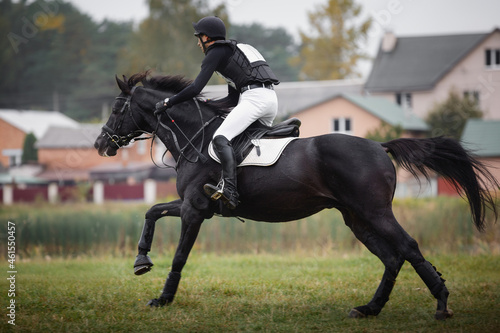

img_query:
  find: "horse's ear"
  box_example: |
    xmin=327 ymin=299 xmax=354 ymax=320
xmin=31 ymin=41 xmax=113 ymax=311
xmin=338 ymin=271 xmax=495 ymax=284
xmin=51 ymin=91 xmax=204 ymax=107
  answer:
xmin=115 ymin=75 xmax=131 ymax=94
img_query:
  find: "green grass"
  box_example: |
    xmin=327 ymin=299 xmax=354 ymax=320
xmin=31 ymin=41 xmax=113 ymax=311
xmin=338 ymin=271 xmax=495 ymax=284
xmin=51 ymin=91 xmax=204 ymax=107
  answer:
xmin=1 ymin=252 xmax=499 ymax=332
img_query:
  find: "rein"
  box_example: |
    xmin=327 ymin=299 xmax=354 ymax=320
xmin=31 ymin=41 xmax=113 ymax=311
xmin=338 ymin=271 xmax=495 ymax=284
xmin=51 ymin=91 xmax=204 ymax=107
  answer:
xmin=157 ymin=99 xmax=221 ymax=167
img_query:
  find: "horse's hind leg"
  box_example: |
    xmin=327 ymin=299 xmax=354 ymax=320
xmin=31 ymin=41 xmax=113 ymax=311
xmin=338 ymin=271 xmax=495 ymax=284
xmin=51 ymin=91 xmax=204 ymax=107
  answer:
xmin=134 ymin=199 xmax=182 ymax=275
xmin=344 ymin=212 xmax=404 ymax=318
xmin=368 ymin=212 xmax=453 ymax=320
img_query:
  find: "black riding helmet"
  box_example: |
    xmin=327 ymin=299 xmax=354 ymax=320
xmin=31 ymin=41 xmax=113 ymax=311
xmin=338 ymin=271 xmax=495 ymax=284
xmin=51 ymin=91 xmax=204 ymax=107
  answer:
xmin=192 ymin=16 xmax=226 ymax=40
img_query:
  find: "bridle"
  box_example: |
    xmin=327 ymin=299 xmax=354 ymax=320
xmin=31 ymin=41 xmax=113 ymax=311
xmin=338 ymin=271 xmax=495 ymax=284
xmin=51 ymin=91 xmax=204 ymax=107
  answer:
xmin=101 ymin=86 xmax=151 ymax=150
xmin=102 ymin=85 xmax=220 ymax=169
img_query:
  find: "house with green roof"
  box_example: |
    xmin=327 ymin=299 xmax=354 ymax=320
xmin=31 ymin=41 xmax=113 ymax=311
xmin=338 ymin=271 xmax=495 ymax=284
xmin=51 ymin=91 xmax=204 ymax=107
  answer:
xmin=290 ymin=93 xmax=428 ymax=139
xmin=461 ymin=119 xmax=500 ymax=189
xmin=364 ymin=28 xmax=500 ymax=120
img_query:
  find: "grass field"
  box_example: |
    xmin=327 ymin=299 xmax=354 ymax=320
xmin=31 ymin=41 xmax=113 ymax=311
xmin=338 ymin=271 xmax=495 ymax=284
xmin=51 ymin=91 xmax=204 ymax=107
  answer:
xmin=1 ymin=198 xmax=499 ymax=331
xmin=1 ymin=252 xmax=499 ymax=332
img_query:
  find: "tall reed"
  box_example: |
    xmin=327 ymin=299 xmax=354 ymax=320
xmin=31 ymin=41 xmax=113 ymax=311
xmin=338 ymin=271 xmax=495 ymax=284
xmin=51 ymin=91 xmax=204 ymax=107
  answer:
xmin=1 ymin=196 xmax=498 ymax=258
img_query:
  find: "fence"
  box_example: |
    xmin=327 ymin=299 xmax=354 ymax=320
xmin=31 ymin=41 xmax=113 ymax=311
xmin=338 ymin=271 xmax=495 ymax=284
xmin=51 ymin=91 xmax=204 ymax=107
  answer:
xmin=1 ymin=176 xmax=461 ymax=205
xmin=1 ymin=180 xmax=177 ymax=205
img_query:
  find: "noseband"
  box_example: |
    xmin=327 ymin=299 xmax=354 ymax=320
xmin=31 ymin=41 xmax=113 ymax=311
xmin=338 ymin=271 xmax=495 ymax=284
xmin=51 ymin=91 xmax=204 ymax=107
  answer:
xmin=102 ymin=86 xmax=150 ymax=149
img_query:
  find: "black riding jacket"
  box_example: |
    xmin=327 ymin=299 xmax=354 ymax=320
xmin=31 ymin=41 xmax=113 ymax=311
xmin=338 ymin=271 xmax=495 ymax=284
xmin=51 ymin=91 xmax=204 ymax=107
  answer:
xmin=168 ymin=40 xmax=279 ymax=107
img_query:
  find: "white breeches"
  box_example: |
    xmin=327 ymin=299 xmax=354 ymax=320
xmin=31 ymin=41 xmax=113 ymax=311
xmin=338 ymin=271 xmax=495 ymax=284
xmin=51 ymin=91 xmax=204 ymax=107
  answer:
xmin=213 ymin=87 xmax=278 ymax=141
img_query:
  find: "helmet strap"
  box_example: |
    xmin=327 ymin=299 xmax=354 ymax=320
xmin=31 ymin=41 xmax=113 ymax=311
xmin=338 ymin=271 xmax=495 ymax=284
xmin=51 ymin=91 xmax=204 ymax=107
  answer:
xmin=197 ymin=35 xmax=213 ymax=53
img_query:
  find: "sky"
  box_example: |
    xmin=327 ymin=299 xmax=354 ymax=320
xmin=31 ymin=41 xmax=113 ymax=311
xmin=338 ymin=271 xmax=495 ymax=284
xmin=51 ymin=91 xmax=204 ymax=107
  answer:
xmin=68 ymin=0 xmax=500 ymax=77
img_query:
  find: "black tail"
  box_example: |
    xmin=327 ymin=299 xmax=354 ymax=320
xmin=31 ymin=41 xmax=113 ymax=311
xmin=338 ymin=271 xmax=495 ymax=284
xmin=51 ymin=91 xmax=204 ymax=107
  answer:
xmin=382 ymin=136 xmax=499 ymax=231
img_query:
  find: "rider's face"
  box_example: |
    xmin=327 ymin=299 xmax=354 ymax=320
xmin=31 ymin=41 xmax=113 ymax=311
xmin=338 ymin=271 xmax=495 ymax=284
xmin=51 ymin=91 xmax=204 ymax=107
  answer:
xmin=197 ymin=36 xmax=203 ymax=51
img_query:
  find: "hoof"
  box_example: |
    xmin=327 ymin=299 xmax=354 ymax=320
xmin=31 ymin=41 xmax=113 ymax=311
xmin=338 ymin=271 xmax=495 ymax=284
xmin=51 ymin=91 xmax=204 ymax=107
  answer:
xmin=435 ymin=308 xmax=453 ymax=320
xmin=147 ymin=298 xmax=162 ymax=307
xmin=147 ymin=297 xmax=169 ymax=307
xmin=134 ymin=264 xmax=153 ymax=275
xmin=147 ymin=298 xmax=167 ymax=308
xmin=134 ymin=254 xmax=154 ymax=275
xmin=349 ymin=308 xmax=367 ymax=318
xmin=349 ymin=305 xmax=380 ymax=318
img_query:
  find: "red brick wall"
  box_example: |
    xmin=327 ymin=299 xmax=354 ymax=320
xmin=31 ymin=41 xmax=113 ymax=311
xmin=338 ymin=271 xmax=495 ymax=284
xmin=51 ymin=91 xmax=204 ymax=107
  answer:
xmin=38 ymin=142 xmax=153 ymax=170
xmin=38 ymin=148 xmax=106 ymax=170
xmin=0 ymin=120 xmax=26 ymax=167
xmin=437 ymin=157 xmax=500 ymax=195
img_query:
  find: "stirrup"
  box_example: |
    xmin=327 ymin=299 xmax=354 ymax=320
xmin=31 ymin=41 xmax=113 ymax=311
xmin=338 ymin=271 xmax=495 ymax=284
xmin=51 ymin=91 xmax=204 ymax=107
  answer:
xmin=203 ymin=181 xmax=239 ymax=209
xmin=134 ymin=254 xmax=154 ymax=275
xmin=203 ymin=183 xmax=223 ymax=201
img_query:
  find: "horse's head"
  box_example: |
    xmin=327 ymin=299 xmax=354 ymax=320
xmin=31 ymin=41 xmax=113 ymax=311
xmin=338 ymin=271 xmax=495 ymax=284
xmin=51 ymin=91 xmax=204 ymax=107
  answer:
xmin=94 ymin=73 xmax=158 ymax=157
xmin=95 ymin=71 xmax=230 ymax=159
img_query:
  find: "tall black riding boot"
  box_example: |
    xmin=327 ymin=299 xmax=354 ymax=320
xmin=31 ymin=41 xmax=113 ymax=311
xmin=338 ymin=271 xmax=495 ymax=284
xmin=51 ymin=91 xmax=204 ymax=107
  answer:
xmin=204 ymin=135 xmax=239 ymax=209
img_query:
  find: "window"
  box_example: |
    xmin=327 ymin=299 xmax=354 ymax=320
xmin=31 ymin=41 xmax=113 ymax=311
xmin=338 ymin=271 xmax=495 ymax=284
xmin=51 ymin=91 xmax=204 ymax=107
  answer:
xmin=345 ymin=118 xmax=351 ymax=132
xmin=333 ymin=118 xmax=339 ymax=132
xmin=8 ymin=155 xmax=17 ymax=167
xmin=463 ymin=90 xmax=480 ymax=105
xmin=2 ymin=149 xmax=22 ymax=167
xmin=332 ymin=117 xmax=352 ymax=135
xmin=485 ymin=49 xmax=500 ymax=68
xmin=396 ymin=92 xmax=412 ymax=109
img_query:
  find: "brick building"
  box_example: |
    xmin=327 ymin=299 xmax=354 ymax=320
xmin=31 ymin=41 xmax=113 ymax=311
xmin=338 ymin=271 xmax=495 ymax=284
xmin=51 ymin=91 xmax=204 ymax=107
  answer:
xmin=0 ymin=110 xmax=78 ymax=167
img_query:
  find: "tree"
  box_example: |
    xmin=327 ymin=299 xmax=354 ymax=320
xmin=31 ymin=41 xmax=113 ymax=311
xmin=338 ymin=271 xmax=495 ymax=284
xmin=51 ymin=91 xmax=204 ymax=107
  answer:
xmin=0 ymin=0 xmax=134 ymax=120
xmin=1 ymin=1 xmax=95 ymax=110
xmin=68 ymin=19 xmax=134 ymax=120
xmin=22 ymin=132 xmax=38 ymax=164
xmin=229 ymin=23 xmax=299 ymax=82
xmin=365 ymin=122 xmax=403 ymax=142
xmin=120 ymin=0 xmax=228 ymax=80
xmin=292 ymin=0 xmax=371 ymax=80
xmin=425 ymin=91 xmax=483 ymax=140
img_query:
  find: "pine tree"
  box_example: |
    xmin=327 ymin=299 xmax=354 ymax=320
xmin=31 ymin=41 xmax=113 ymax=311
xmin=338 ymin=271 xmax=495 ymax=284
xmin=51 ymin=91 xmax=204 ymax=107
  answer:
xmin=22 ymin=132 xmax=38 ymax=164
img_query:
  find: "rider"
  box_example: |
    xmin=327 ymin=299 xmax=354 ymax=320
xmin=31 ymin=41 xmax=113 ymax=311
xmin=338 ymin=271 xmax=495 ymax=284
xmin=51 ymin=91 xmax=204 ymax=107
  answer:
xmin=155 ymin=16 xmax=280 ymax=209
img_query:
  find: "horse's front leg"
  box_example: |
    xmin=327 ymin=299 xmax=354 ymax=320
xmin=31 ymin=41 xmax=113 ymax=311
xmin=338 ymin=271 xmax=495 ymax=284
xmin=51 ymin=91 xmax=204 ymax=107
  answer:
xmin=134 ymin=199 xmax=182 ymax=275
xmin=148 ymin=206 xmax=204 ymax=307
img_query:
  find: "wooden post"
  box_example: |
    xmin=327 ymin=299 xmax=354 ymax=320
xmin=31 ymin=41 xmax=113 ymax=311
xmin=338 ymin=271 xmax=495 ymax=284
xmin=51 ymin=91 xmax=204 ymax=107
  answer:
xmin=48 ymin=182 xmax=58 ymax=204
xmin=144 ymin=179 xmax=156 ymax=204
xmin=3 ymin=184 xmax=13 ymax=205
xmin=93 ymin=181 xmax=104 ymax=204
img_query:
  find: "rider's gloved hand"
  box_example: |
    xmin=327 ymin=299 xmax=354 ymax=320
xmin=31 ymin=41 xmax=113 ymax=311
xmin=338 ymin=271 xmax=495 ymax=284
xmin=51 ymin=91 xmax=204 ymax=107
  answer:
xmin=154 ymin=98 xmax=171 ymax=115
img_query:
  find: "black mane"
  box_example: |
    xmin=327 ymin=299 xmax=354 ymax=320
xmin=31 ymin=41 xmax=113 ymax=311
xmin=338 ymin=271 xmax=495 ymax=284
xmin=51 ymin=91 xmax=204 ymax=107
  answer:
xmin=127 ymin=71 xmax=232 ymax=113
xmin=127 ymin=71 xmax=193 ymax=94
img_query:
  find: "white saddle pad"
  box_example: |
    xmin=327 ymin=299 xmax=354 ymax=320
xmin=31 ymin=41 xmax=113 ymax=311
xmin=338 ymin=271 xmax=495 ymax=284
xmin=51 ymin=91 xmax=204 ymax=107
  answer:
xmin=209 ymin=137 xmax=298 ymax=167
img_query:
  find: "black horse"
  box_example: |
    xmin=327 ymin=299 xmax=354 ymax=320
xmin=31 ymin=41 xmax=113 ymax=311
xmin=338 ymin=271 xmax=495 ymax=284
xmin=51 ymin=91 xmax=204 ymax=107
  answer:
xmin=94 ymin=72 xmax=498 ymax=320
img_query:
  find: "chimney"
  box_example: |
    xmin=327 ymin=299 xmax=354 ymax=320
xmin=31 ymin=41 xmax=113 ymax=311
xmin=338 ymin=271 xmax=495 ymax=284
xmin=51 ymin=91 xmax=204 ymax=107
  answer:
xmin=382 ymin=31 xmax=397 ymax=53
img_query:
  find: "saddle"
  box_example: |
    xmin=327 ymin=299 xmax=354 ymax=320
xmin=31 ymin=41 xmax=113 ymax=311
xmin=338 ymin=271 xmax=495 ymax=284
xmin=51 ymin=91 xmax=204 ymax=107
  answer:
xmin=229 ymin=118 xmax=301 ymax=164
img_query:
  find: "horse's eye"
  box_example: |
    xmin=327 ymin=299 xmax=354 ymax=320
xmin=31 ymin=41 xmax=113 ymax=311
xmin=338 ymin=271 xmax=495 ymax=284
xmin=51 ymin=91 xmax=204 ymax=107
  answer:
xmin=112 ymin=102 xmax=122 ymax=112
